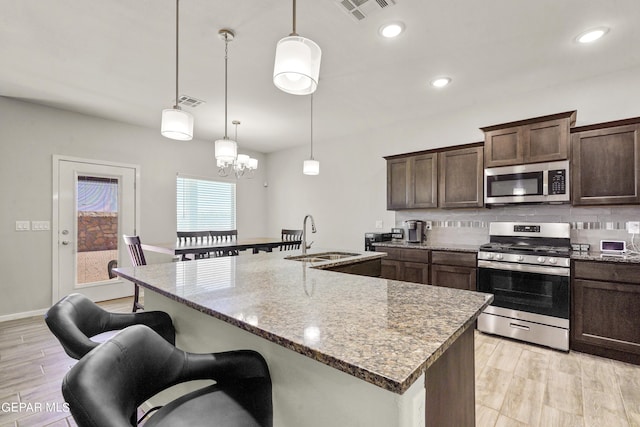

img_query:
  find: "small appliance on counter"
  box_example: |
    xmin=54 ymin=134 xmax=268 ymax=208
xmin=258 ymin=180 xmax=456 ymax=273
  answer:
xmin=391 ymin=227 xmax=404 ymax=241
xmin=404 ymin=220 xmax=426 ymax=243
xmin=364 ymin=232 xmax=392 ymax=251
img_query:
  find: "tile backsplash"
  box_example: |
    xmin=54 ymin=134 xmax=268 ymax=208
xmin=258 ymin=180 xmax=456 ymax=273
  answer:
xmin=395 ymin=204 xmax=640 ymax=250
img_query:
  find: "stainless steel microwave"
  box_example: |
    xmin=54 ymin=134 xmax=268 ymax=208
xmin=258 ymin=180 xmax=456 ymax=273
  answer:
xmin=484 ymin=160 xmax=570 ymax=205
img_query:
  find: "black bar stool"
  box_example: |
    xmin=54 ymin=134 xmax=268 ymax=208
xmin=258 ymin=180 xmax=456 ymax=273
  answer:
xmin=62 ymin=324 xmax=273 ymax=427
xmin=45 ymin=293 xmax=175 ymax=360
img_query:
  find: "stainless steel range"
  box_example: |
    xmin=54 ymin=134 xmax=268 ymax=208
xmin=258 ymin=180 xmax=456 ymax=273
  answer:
xmin=477 ymin=222 xmax=571 ymax=351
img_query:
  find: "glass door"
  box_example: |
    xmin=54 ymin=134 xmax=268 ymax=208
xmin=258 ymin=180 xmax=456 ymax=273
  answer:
xmin=54 ymin=157 xmax=138 ymax=303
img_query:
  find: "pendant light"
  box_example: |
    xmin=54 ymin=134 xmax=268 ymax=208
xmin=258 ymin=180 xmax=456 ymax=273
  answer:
xmin=273 ymin=0 xmax=322 ymax=95
xmin=303 ymin=94 xmax=319 ymax=175
xmin=214 ymin=30 xmax=258 ymax=178
xmin=161 ymin=0 xmax=194 ymax=140
xmin=214 ymin=29 xmax=238 ymax=167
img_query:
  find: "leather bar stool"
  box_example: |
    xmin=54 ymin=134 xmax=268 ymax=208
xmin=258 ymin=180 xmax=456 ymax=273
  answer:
xmin=45 ymin=293 xmax=175 ymax=360
xmin=62 ymin=324 xmax=273 ymax=427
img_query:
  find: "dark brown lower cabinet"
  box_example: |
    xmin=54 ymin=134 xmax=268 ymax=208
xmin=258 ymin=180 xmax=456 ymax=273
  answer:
xmin=572 ymin=261 xmax=640 ymax=365
xmin=430 ymin=251 xmax=477 ymax=290
xmin=377 ymin=247 xmax=430 ymax=284
xmin=380 ymin=259 xmax=402 ymax=280
xmin=326 ymin=258 xmax=381 ymax=277
xmin=425 ymin=325 xmax=475 ymax=426
xmin=431 ymin=264 xmax=477 ymax=290
xmin=403 ymin=261 xmax=430 ymax=284
xmin=376 ymin=247 xmax=477 ymax=290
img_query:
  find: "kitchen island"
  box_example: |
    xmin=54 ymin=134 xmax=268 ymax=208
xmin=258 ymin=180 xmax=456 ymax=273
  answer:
xmin=114 ymin=250 xmax=492 ymax=427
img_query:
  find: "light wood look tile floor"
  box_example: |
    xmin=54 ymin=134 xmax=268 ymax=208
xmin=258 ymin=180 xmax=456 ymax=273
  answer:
xmin=475 ymin=331 xmax=640 ymax=427
xmin=1 ymin=297 xmax=639 ymax=426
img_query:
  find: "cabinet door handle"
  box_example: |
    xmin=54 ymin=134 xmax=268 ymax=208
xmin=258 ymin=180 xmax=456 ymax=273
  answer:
xmin=510 ymin=323 xmax=530 ymax=331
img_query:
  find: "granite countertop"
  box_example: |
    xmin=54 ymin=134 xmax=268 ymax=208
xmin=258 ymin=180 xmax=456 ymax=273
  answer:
xmin=571 ymin=251 xmax=640 ymax=264
xmin=375 ymin=241 xmax=640 ymax=264
xmin=373 ymin=241 xmax=480 ymax=253
xmin=114 ymin=250 xmax=492 ymax=394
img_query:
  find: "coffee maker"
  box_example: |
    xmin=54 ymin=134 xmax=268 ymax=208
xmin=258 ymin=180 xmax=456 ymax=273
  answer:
xmin=404 ymin=220 xmax=425 ymax=243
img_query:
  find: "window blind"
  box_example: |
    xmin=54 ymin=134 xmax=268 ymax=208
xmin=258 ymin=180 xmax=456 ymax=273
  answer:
xmin=176 ymin=175 xmax=236 ymax=232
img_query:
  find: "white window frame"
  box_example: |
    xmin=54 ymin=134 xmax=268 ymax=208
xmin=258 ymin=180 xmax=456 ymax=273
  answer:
xmin=176 ymin=174 xmax=236 ymax=232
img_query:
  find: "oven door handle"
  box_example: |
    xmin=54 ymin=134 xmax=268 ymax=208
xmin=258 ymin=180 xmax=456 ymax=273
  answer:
xmin=477 ymin=260 xmax=570 ymax=277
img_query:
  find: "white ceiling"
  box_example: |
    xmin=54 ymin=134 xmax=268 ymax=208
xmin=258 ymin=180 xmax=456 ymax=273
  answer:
xmin=2 ymin=0 xmax=639 ymax=153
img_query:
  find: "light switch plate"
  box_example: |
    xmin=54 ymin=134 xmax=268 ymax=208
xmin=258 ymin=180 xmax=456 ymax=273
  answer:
xmin=32 ymin=221 xmax=50 ymax=231
xmin=15 ymin=220 xmax=30 ymax=231
xmin=375 ymin=220 xmax=383 ymax=229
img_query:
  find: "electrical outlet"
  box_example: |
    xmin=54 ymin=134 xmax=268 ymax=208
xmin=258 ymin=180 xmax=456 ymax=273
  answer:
xmin=627 ymin=221 xmax=640 ymax=234
xmin=15 ymin=221 xmax=30 ymax=231
xmin=375 ymin=220 xmax=383 ymax=229
xmin=424 ymin=221 xmax=433 ymax=230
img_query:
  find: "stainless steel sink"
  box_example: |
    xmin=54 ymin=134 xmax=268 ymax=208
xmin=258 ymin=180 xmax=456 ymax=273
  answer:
xmin=286 ymin=251 xmax=360 ymax=262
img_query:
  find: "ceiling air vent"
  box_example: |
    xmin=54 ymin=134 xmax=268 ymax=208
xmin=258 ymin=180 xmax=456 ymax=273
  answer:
xmin=335 ymin=0 xmax=397 ymax=21
xmin=177 ymin=95 xmax=205 ymax=108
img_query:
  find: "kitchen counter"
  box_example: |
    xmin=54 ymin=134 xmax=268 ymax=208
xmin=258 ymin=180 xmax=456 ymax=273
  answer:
xmin=571 ymin=251 xmax=640 ymax=264
xmin=376 ymin=242 xmax=640 ymax=264
xmin=115 ymin=249 xmax=492 ymax=426
xmin=373 ymin=241 xmax=481 ymax=252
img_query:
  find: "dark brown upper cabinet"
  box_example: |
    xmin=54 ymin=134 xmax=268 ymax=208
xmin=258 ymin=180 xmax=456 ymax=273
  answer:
xmin=438 ymin=145 xmax=484 ymax=208
xmin=386 ymin=153 xmax=438 ymax=209
xmin=386 ymin=143 xmax=483 ymax=210
xmin=571 ymin=118 xmax=640 ymax=206
xmin=481 ymin=111 xmax=576 ymax=168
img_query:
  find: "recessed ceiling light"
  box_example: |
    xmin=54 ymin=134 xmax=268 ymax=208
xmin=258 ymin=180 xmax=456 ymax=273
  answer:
xmin=430 ymin=77 xmax=451 ymax=88
xmin=576 ymin=27 xmax=609 ymax=44
xmin=379 ymin=22 xmax=405 ymax=38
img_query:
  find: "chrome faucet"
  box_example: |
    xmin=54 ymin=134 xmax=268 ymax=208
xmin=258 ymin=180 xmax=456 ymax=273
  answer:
xmin=302 ymin=214 xmax=317 ymax=255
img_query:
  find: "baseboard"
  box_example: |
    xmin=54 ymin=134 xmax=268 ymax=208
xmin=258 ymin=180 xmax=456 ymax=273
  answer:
xmin=0 ymin=308 xmax=48 ymax=323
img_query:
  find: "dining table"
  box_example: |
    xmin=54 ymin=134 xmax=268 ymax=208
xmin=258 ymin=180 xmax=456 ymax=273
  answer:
xmin=141 ymin=237 xmax=302 ymax=259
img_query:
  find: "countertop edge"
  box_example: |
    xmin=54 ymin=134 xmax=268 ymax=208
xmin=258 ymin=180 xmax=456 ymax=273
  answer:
xmin=115 ymin=263 xmax=491 ymax=394
xmin=373 ymin=242 xmax=480 ymax=253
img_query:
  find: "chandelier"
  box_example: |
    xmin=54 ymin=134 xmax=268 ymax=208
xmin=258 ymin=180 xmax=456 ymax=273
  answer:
xmin=214 ymin=29 xmax=258 ymax=178
xmin=217 ymin=120 xmax=257 ymax=178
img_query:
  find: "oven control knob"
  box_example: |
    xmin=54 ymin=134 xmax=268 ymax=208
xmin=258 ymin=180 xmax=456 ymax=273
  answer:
xmin=495 ymin=253 xmax=503 ymax=260
xmin=537 ymin=256 xmax=546 ymax=263
xmin=486 ymin=253 xmax=494 ymax=259
xmin=548 ymin=258 xmax=557 ymax=264
xmin=516 ymin=255 xmax=524 ymax=261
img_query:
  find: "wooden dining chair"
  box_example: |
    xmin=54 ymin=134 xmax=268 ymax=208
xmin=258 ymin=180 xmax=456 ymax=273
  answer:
xmin=107 ymin=259 xmax=118 ymax=279
xmin=177 ymin=231 xmax=212 ymax=260
xmin=210 ymin=230 xmax=239 ymax=257
xmin=280 ymin=229 xmax=303 ymax=251
xmin=122 ymin=235 xmax=146 ymax=312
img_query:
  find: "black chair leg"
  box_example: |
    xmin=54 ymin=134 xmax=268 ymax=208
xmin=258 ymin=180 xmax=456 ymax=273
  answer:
xmin=133 ymin=284 xmax=143 ymax=312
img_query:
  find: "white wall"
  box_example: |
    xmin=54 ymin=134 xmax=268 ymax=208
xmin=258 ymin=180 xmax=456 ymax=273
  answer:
xmin=3 ymin=64 xmax=640 ymax=318
xmin=0 ymin=97 xmax=268 ymax=318
xmin=265 ymin=66 xmax=640 ymax=252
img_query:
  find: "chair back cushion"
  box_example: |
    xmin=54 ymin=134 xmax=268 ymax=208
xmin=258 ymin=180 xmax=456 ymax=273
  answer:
xmin=45 ymin=293 xmax=175 ymax=359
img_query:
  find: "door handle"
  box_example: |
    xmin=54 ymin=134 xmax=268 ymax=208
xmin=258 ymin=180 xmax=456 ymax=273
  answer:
xmin=509 ymin=323 xmax=530 ymax=331
xmin=61 ymin=241 xmax=70 ymax=245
